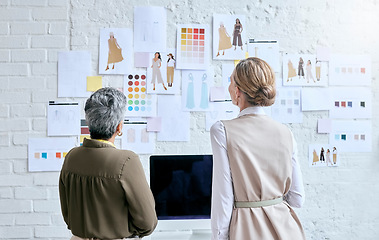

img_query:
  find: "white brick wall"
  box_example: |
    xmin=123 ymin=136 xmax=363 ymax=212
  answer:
xmin=0 ymin=0 xmax=378 ymax=239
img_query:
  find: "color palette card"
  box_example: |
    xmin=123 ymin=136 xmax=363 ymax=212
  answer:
xmin=176 ymin=24 xmax=210 ymax=70
xmin=124 ymin=73 xmax=157 ymax=117
xmin=329 ymin=54 xmax=371 ymax=86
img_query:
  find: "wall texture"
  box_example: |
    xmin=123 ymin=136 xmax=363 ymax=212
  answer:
xmin=0 ymin=0 xmax=378 ymax=239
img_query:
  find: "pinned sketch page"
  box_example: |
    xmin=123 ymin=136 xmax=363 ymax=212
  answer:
xmin=248 ymin=40 xmax=280 ymax=72
xmin=301 ymin=88 xmax=331 ymax=111
xmin=309 ymin=144 xmax=339 ymax=168
xmin=122 ymin=121 xmax=155 ymax=154
xmin=58 ymin=51 xmax=91 ymax=98
xmin=28 ymin=137 xmax=77 ymax=172
xmin=48 ymin=101 xmax=80 ymax=136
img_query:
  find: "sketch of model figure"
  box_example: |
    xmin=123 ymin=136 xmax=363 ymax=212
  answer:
xmin=105 ymin=32 xmax=124 ymax=71
xmin=287 ymin=60 xmax=297 ymax=82
xmin=232 ymin=18 xmax=243 ymax=50
xmin=151 ymin=52 xmax=167 ymax=91
xmin=315 ymin=60 xmax=321 ymax=81
xmin=312 ymin=150 xmax=319 ymax=165
xmin=298 ymin=57 xmax=305 ymax=79
xmin=167 ymin=53 xmax=175 ymax=87
xmin=306 ymin=60 xmax=316 ymax=83
xmin=216 ymin=23 xmax=232 ymax=56
xmin=320 ymin=147 xmax=325 ymax=162
xmin=326 ymin=149 xmax=332 ymax=166
xmin=332 ymin=147 xmax=337 ymax=165
xmin=199 ymin=73 xmax=209 ymax=109
xmin=186 ymin=73 xmax=195 ymax=109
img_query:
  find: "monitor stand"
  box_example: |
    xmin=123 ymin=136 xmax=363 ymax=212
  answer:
xmin=189 ymin=229 xmax=211 ymax=240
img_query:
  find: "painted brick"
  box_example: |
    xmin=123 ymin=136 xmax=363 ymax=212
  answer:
xmin=0 ymin=91 xmax=31 ymax=104
xmin=0 ymin=187 xmax=13 ymax=198
xmin=0 ymin=105 xmax=10 ymax=118
xmin=51 ymin=213 xmax=66 ymax=225
xmin=49 ymin=0 xmax=67 ymax=7
xmin=35 ymin=226 xmax=71 ymax=238
xmin=0 ymin=226 xmax=33 ymax=238
xmin=13 ymin=160 xmax=28 ymax=173
xmin=31 ymin=62 xmax=57 ymax=75
xmin=15 ymin=187 xmax=47 ymax=199
xmin=48 ymin=22 xmax=68 ymax=35
xmin=12 ymin=49 xmax=46 ymax=62
xmin=15 ymin=213 xmax=51 ymax=225
xmin=0 ymin=146 xmax=27 ymax=159
xmin=31 ymin=36 xmax=66 ymax=48
xmin=0 ymin=133 xmax=10 ymax=147
xmin=47 ymin=187 xmax=59 ymax=199
xmin=33 ymin=200 xmax=60 ymax=213
xmin=46 ymin=76 xmax=57 ymax=89
xmin=33 ymin=8 xmax=68 ymax=20
xmin=0 ymin=23 xmax=8 ymax=35
xmin=0 ymin=199 xmax=32 ymax=213
xmin=0 ymin=0 xmax=8 ymax=6
xmin=0 ymin=214 xmax=15 ymax=226
xmin=0 ymin=63 xmax=28 ymax=76
xmin=34 ymin=172 xmax=59 ymax=186
xmin=9 ymin=77 xmax=45 ymax=90
xmin=0 ymin=8 xmax=30 ymax=21
xmin=32 ymin=90 xmax=57 ymax=103
xmin=0 ymin=36 xmax=29 ymax=49
xmin=0 ymin=50 xmax=10 ymax=62
xmin=32 ymin=118 xmax=47 ymax=131
xmin=0 ymin=119 xmax=30 ymax=132
xmin=11 ymin=0 xmax=47 ymax=6
xmin=11 ymin=103 xmax=45 ymax=118
xmin=10 ymin=22 xmax=46 ymax=35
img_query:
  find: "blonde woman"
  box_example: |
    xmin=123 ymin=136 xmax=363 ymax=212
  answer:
xmin=210 ymin=57 xmax=305 ymax=239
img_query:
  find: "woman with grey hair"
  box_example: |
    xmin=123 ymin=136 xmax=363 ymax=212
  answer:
xmin=59 ymin=87 xmax=157 ymax=240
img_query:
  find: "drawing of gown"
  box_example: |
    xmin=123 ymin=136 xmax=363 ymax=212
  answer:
xmin=107 ymin=38 xmax=123 ymax=64
xmin=218 ymin=27 xmax=232 ymax=51
xmin=306 ymin=63 xmax=315 ymax=82
xmin=186 ymin=73 xmax=195 ymax=109
xmin=312 ymin=150 xmax=319 ymax=165
xmin=199 ymin=73 xmax=209 ymax=109
xmin=151 ymin=59 xmax=164 ymax=84
xmin=287 ymin=60 xmax=297 ymax=81
xmin=232 ymin=24 xmax=242 ymax=47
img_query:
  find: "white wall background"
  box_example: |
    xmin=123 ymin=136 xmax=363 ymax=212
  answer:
xmin=0 ymin=0 xmax=378 ymax=239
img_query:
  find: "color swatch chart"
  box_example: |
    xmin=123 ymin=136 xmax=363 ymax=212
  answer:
xmin=270 ymin=87 xmax=303 ymax=124
xmin=124 ymin=74 xmax=157 ymax=117
xmin=176 ymin=24 xmax=209 ymax=70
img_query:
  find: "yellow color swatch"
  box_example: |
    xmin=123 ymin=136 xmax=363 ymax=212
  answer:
xmin=87 ymin=76 xmax=102 ymax=92
xmin=234 ymin=60 xmax=240 ymax=67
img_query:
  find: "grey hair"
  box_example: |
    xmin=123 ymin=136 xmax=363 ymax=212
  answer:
xmin=84 ymin=87 xmax=127 ymax=140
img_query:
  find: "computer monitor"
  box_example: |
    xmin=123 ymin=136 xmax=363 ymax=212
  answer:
xmin=149 ymin=155 xmax=212 ymax=233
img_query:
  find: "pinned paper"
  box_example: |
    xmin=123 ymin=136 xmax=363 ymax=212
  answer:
xmin=147 ymin=117 xmax=162 ymax=132
xmin=317 ymin=119 xmax=332 ymax=133
xmin=316 ymin=46 xmax=331 ymax=61
xmin=134 ymin=52 xmax=150 ymax=68
xmin=210 ymin=87 xmax=226 ymax=102
xmin=301 ymin=88 xmax=331 ymax=111
xmin=86 ymin=76 xmax=102 ymax=92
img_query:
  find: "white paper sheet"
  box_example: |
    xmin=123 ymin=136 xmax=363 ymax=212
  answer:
xmin=205 ymin=101 xmax=239 ymax=131
xmin=181 ymin=69 xmax=213 ymax=112
xmin=58 ymin=51 xmax=91 ymax=98
xmin=134 ymin=52 xmax=150 ymax=68
xmin=329 ymin=120 xmax=372 ymax=152
xmin=283 ymin=54 xmax=327 ymax=87
xmin=157 ymin=95 xmax=190 ymax=142
xmin=146 ymin=49 xmax=180 ymax=95
xmin=329 ymin=87 xmax=372 ymax=119
xmin=48 ymin=101 xmax=80 ymax=136
xmin=329 ymin=54 xmax=371 ymax=86
xmin=124 ymin=73 xmax=157 ymax=117
xmin=134 ymin=6 xmax=167 ymax=53
xmin=271 ymin=87 xmax=302 ymax=123
xmin=317 ymin=119 xmax=332 ymax=134
xmin=309 ymin=144 xmax=339 ymax=168
xmin=28 ymin=137 xmax=77 ymax=172
xmin=301 ymin=87 xmax=331 ymax=111
xmin=176 ymin=24 xmax=210 ymax=70
xmin=99 ymin=28 xmax=132 ymax=75
xmin=122 ymin=123 xmax=155 ymax=154
xmin=248 ymin=40 xmax=280 ymax=72
xmin=213 ymin=14 xmax=246 ymax=60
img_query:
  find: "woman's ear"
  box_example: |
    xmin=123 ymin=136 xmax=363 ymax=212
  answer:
xmin=117 ymin=121 xmax=123 ymax=133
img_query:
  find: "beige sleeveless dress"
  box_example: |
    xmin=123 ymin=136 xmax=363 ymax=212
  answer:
xmin=222 ymin=114 xmax=305 ymax=240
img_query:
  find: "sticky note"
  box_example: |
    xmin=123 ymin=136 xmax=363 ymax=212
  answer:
xmin=87 ymin=76 xmax=102 ymax=92
xmin=234 ymin=60 xmax=240 ymax=67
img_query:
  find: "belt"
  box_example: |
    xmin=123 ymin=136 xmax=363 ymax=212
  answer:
xmin=234 ymin=196 xmax=283 ymax=208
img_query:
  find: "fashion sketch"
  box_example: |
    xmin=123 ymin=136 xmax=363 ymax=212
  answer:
xmin=186 ymin=73 xmax=195 ymax=109
xmin=320 ymin=147 xmax=325 ymax=162
xmin=199 ymin=73 xmax=209 ymax=109
xmin=216 ymin=23 xmax=232 ymax=56
xmin=326 ymin=149 xmax=332 ymax=166
xmin=312 ymin=150 xmax=319 ymax=165
xmin=315 ymin=60 xmax=321 ymax=81
xmin=232 ymin=18 xmax=243 ymax=50
xmin=151 ymin=52 xmax=167 ymax=91
xmin=332 ymin=147 xmax=337 ymax=165
xmin=298 ymin=57 xmax=304 ymax=79
xmin=167 ymin=53 xmax=175 ymax=87
xmin=105 ymin=32 xmax=124 ymax=71
xmin=287 ymin=60 xmax=297 ymax=82
xmin=306 ymin=60 xmax=315 ymax=83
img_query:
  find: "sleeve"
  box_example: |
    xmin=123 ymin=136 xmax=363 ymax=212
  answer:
xmin=58 ymin=171 xmax=69 ymax=227
xmin=284 ymin=131 xmax=305 ymax=208
xmin=120 ymin=153 xmax=158 ymax=237
xmin=210 ymin=121 xmax=234 ymax=240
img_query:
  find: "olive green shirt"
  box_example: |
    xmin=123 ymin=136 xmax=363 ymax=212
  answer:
xmin=59 ymin=138 xmax=157 ymax=239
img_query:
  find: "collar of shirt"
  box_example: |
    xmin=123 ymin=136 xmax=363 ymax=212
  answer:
xmin=91 ymin=139 xmax=116 ymax=148
xmin=237 ymin=106 xmax=266 ymax=118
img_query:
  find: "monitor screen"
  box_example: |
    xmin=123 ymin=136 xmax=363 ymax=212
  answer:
xmin=150 ymin=155 xmax=213 ymax=220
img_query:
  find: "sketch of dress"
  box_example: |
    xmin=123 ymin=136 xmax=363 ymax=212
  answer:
xmin=151 ymin=59 xmax=164 ymax=84
xmin=316 ymin=61 xmax=321 ymax=81
xmin=312 ymin=150 xmax=319 ymax=165
xmin=127 ymin=128 xmax=135 ymax=143
xmin=218 ymin=26 xmax=232 ymax=51
xmin=287 ymin=60 xmax=297 ymax=82
xmin=108 ymin=38 xmax=123 ymax=64
xmin=199 ymin=73 xmax=209 ymax=109
xmin=186 ymin=73 xmax=195 ymax=109
xmin=141 ymin=128 xmax=149 ymax=143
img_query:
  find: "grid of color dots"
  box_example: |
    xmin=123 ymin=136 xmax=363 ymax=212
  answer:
xmin=180 ymin=28 xmax=205 ymax=64
xmin=127 ymin=74 xmax=152 ymax=112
